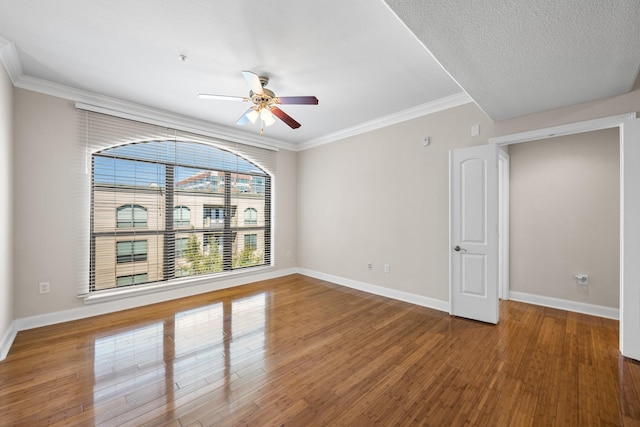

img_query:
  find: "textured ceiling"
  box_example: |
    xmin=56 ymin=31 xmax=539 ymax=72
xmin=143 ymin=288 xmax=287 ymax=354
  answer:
xmin=1 ymin=1 xmax=639 ymax=148
xmin=384 ymin=0 xmax=640 ymax=121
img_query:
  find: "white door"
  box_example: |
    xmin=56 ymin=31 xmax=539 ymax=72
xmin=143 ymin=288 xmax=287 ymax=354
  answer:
xmin=450 ymin=144 xmax=499 ymax=324
xmin=621 ymin=118 xmax=640 ymax=361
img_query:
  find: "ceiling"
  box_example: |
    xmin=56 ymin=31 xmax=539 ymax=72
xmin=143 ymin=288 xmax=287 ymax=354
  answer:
xmin=0 ymin=1 xmax=639 ymax=149
xmin=384 ymin=0 xmax=640 ymax=121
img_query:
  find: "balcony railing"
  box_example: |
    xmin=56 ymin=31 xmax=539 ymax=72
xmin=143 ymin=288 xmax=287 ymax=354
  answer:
xmin=204 ymin=218 xmax=224 ymax=229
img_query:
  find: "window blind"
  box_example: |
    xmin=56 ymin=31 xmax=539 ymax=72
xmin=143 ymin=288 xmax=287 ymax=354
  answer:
xmin=78 ymin=109 xmax=276 ymax=293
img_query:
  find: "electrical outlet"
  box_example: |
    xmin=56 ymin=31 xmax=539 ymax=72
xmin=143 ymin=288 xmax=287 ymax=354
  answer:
xmin=367 ymin=263 xmax=373 ymax=270
xmin=384 ymin=264 xmax=390 ymax=273
xmin=575 ymin=274 xmax=588 ymax=285
xmin=39 ymin=282 xmax=50 ymax=294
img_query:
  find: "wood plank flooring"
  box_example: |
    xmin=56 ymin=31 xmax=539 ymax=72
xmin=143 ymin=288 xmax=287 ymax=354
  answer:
xmin=1 ymin=274 xmax=639 ymax=426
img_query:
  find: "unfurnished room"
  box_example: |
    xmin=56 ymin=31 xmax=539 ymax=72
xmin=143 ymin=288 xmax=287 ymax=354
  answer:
xmin=1 ymin=1 xmax=640 ymax=426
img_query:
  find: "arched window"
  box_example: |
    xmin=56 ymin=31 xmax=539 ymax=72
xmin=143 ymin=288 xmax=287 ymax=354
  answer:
xmin=116 ymin=204 xmax=147 ymax=228
xmin=173 ymin=206 xmax=191 ymax=227
xmin=244 ymin=208 xmax=257 ymax=225
xmin=91 ymin=139 xmax=271 ymax=292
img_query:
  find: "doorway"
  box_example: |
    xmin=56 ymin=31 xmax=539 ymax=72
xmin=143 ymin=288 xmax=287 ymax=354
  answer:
xmin=490 ymin=112 xmax=639 ymax=361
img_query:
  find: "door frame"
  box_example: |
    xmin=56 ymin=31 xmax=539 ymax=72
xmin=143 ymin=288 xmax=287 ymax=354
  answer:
xmin=498 ymin=149 xmax=510 ymax=301
xmin=489 ymin=112 xmax=637 ymax=359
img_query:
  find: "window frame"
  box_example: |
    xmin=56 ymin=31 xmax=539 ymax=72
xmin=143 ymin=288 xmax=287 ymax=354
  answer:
xmin=116 ymin=273 xmax=149 ymax=287
xmin=173 ymin=205 xmax=191 ymax=228
xmin=90 ymin=139 xmax=272 ymax=293
xmin=244 ymin=233 xmax=258 ymax=250
xmin=244 ymin=208 xmax=258 ymax=225
xmin=116 ymin=240 xmax=148 ymax=264
xmin=116 ymin=204 xmax=147 ymax=228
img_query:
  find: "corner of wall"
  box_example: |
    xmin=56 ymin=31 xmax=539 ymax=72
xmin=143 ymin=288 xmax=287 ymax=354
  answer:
xmin=0 ymin=53 xmax=14 ymax=361
xmin=632 ymin=69 xmax=640 ymax=92
xmin=0 ymin=321 xmax=17 ymax=361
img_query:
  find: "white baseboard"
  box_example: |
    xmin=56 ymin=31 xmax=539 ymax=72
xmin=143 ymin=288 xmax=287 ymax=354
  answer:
xmin=509 ymin=291 xmax=619 ymax=320
xmin=0 ymin=321 xmax=17 ymax=361
xmin=3 ymin=270 xmax=619 ymax=361
xmin=295 ymin=269 xmax=619 ymax=321
xmin=297 ymin=268 xmax=449 ymax=313
xmin=12 ymin=267 xmax=298 ymax=334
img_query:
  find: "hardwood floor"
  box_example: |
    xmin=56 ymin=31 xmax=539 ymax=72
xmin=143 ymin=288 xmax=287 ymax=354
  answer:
xmin=1 ymin=274 xmax=639 ymax=426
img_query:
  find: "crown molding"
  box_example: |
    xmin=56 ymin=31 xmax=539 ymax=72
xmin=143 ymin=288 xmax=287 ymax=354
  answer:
xmin=2 ymin=37 xmax=470 ymax=153
xmin=0 ymin=37 xmax=23 ymax=85
xmin=16 ymin=75 xmax=293 ymax=151
xmin=297 ymin=92 xmax=473 ymax=151
xmin=0 ymin=42 xmax=294 ymax=152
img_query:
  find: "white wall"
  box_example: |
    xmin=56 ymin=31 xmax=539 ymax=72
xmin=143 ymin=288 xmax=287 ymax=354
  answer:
xmin=9 ymin=78 xmax=640 ymax=327
xmin=509 ymin=128 xmax=620 ymax=308
xmin=12 ymin=88 xmax=298 ymax=320
xmin=0 ymin=60 xmax=13 ymax=356
xmin=297 ymin=102 xmax=494 ymax=303
xmin=13 ymin=89 xmax=78 ymax=318
xmin=275 ymin=149 xmax=298 ymax=266
xmin=495 ymin=86 xmax=640 ymax=137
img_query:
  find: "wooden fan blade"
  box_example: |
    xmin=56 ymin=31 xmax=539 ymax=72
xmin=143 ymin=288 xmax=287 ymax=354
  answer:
xmin=271 ymin=107 xmax=301 ymax=129
xmin=242 ymin=71 xmax=264 ymax=95
xmin=198 ymin=94 xmax=248 ymax=101
xmin=275 ymin=96 xmax=319 ymax=105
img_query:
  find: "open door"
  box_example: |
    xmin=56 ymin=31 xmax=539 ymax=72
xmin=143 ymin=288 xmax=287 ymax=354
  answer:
xmin=621 ymin=118 xmax=640 ymax=361
xmin=450 ymin=144 xmax=499 ymax=324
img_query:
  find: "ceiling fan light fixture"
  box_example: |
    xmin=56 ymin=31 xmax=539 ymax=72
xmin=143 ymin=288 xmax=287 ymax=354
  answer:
xmin=261 ymin=108 xmax=276 ymax=126
xmin=246 ymin=108 xmax=260 ymax=124
xmin=199 ymin=70 xmax=318 ymax=133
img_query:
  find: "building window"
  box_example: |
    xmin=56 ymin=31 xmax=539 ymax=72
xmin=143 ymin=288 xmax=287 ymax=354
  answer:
xmin=203 ymin=206 xmax=225 ymax=229
xmin=251 ymin=176 xmax=265 ymax=194
xmin=244 ymin=208 xmax=257 ymax=225
xmin=91 ymin=139 xmax=271 ymax=292
xmin=116 ymin=204 xmax=147 ymax=228
xmin=116 ymin=240 xmax=148 ymax=263
xmin=175 ymin=237 xmax=188 ymax=258
xmin=244 ymin=234 xmax=257 ymax=250
xmin=173 ymin=206 xmax=191 ymax=227
xmin=203 ymin=234 xmax=224 ymax=255
xmin=236 ymin=177 xmax=250 ymax=193
xmin=116 ymin=273 xmax=148 ymax=287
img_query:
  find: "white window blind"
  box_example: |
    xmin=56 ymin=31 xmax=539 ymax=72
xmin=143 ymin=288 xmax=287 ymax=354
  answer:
xmin=79 ymin=109 xmax=276 ymax=292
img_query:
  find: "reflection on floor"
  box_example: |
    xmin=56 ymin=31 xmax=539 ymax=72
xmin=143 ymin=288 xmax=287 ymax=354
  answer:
xmin=1 ymin=274 xmax=639 ymax=426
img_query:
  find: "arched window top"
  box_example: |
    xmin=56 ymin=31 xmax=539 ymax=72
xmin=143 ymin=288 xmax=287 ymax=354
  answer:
xmin=88 ymin=112 xmax=273 ymax=293
xmin=174 ymin=205 xmax=191 ymax=227
xmin=97 ymin=140 xmax=266 ymax=176
xmin=117 ymin=204 xmax=147 ymax=228
xmin=244 ymin=208 xmax=257 ymax=225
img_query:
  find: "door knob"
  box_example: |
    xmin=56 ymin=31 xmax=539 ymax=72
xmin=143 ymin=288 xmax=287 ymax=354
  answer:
xmin=454 ymin=245 xmax=467 ymax=252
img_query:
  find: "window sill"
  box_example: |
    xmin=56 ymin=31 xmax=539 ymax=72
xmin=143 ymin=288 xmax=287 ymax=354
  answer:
xmin=78 ymin=265 xmax=276 ymax=304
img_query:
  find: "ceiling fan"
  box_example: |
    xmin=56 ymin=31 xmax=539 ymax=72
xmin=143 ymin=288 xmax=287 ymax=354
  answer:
xmin=198 ymin=71 xmax=319 ymax=133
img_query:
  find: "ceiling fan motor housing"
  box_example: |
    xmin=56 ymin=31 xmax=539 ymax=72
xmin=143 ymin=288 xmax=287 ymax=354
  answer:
xmin=198 ymin=71 xmax=315 ymax=131
xmin=250 ymin=88 xmax=275 ymax=106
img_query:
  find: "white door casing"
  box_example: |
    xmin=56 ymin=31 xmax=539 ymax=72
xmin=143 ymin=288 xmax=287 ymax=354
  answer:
xmin=450 ymin=144 xmax=499 ymax=324
xmin=490 ymin=112 xmax=637 ymax=361
xmin=621 ymin=118 xmax=640 ymax=361
xmin=498 ymin=149 xmax=510 ymax=301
